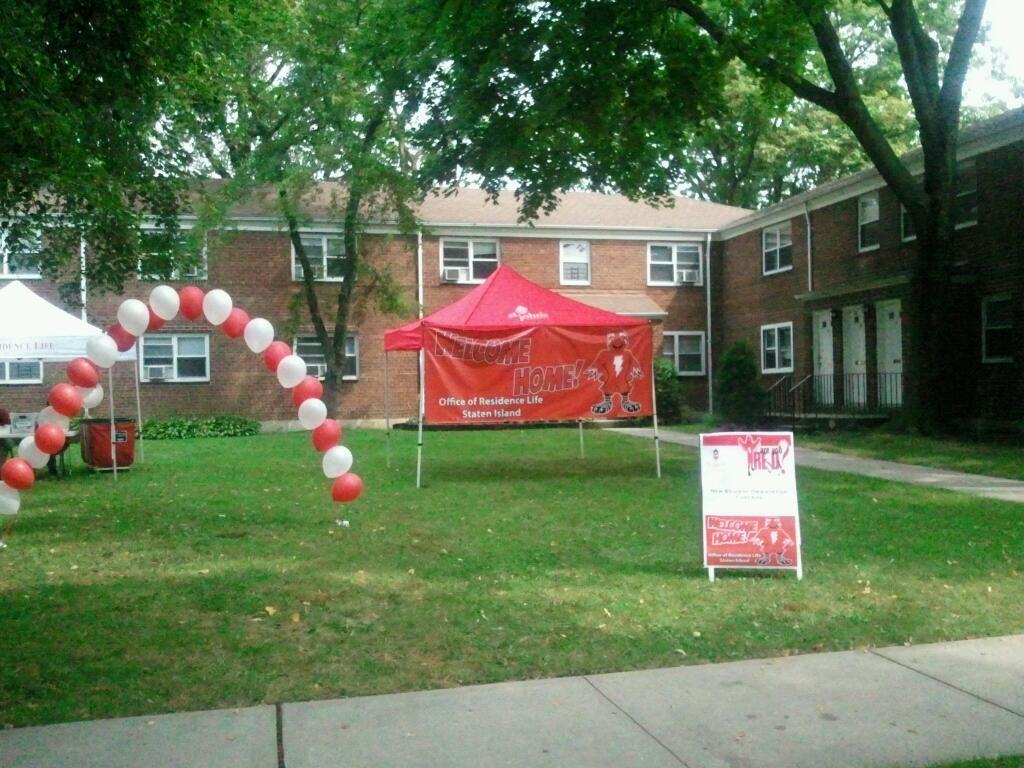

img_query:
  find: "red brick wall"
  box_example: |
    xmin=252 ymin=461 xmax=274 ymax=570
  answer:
xmin=2 ymin=231 xmax=715 ymax=423
xmin=712 ymin=139 xmax=1024 ymax=419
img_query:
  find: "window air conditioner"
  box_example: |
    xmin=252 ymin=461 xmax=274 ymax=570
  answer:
xmin=145 ymin=365 xmax=172 ymax=380
xmin=677 ymin=269 xmax=701 ymax=285
xmin=442 ymin=267 xmax=468 ymax=283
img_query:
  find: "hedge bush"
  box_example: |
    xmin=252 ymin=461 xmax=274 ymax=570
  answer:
xmin=140 ymin=416 xmax=262 ymax=440
xmin=715 ymin=341 xmax=767 ymax=426
xmin=654 ymin=358 xmax=687 ymax=424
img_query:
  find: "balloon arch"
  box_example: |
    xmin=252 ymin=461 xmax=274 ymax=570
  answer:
xmin=0 ymin=285 xmax=363 ymax=518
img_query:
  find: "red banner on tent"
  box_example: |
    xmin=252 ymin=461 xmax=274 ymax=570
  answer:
xmin=424 ymin=325 xmax=653 ymax=424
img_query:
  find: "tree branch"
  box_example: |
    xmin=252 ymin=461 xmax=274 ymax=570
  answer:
xmin=938 ymin=0 xmax=986 ymax=130
xmin=665 ymin=0 xmax=840 ymax=112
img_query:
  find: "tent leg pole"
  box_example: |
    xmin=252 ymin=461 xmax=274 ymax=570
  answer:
xmin=650 ymin=357 xmax=661 ymax=479
xmin=109 ymin=366 xmax=118 ymax=481
xmin=416 ymin=350 xmax=424 ymax=489
xmin=578 ymin=420 xmax=585 ymax=459
xmin=134 ymin=346 xmax=144 ymax=464
xmin=384 ymin=351 xmax=391 ymax=469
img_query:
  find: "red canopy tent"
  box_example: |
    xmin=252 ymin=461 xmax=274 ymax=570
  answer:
xmin=383 ymin=266 xmax=662 ymax=486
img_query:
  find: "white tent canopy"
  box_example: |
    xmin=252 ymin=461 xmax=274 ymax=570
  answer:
xmin=0 ymin=280 xmax=133 ymax=362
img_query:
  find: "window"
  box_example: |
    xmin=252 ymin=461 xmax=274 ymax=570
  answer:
xmin=0 ymin=224 xmax=42 ymax=278
xmin=294 ymin=335 xmax=359 ymax=380
xmin=662 ymin=332 xmax=705 ymax=376
xmin=858 ymin=193 xmax=880 ymax=252
xmin=647 ymin=243 xmax=702 ymax=286
xmin=559 ymin=240 xmax=590 ymax=285
xmin=292 ymin=234 xmax=345 ymax=282
xmin=140 ymin=334 xmax=210 ymax=382
xmin=440 ymin=239 xmax=499 ymax=283
xmin=900 ymin=204 xmax=916 ymax=242
xmin=982 ymin=296 xmax=1013 ymax=363
xmin=761 ymin=322 xmax=794 ymax=374
xmin=762 ymin=222 xmax=793 ymax=274
xmin=0 ymin=360 xmax=43 ymax=384
xmin=955 ymin=160 xmax=978 ymax=229
xmin=139 ymin=229 xmax=208 ymax=281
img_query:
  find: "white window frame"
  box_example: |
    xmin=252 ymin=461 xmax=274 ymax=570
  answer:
xmin=559 ymin=240 xmax=591 ymax=286
xmin=293 ymin=335 xmax=359 ymax=381
xmin=0 ymin=225 xmax=42 ymax=279
xmin=955 ymin=159 xmax=979 ymax=230
xmin=662 ymin=331 xmax=706 ymax=377
xmin=291 ymin=233 xmax=346 ymax=283
xmin=900 ymin=204 xmax=917 ymax=243
xmin=761 ymin=222 xmax=794 ymax=275
xmin=982 ymin=295 xmax=1013 ymax=364
xmin=138 ymin=228 xmax=209 ymax=282
xmin=646 ymin=242 xmax=703 ymax=287
xmin=761 ymin=322 xmax=794 ymax=374
xmin=139 ymin=334 xmax=211 ymax=383
xmin=858 ymin=192 xmax=881 ymax=253
xmin=439 ymin=238 xmax=500 ymax=284
xmin=0 ymin=360 xmax=44 ymax=385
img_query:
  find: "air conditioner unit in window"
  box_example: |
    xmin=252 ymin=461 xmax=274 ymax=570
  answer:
xmin=676 ymin=269 xmax=701 ymax=285
xmin=309 ymin=363 xmax=327 ymax=379
xmin=145 ymin=365 xmax=172 ymax=381
xmin=441 ymin=267 xmax=468 ymax=283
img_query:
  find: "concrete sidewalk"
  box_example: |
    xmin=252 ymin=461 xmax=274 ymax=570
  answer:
xmin=612 ymin=427 xmax=1024 ymax=503
xmin=2 ymin=635 xmax=1023 ymax=767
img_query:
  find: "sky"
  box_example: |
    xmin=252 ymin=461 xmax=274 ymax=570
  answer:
xmin=963 ymin=0 xmax=1024 ymax=108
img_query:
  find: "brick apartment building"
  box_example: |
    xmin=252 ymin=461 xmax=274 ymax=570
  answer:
xmin=1 ymin=109 xmax=1021 ymax=426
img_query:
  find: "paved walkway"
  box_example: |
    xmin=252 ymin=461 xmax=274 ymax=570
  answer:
xmin=612 ymin=427 xmax=1024 ymax=503
xmin=2 ymin=635 xmax=1022 ymax=767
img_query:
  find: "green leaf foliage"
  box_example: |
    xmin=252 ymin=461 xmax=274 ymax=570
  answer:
xmin=715 ymin=342 xmax=767 ymax=427
xmin=140 ymin=416 xmax=262 ymax=440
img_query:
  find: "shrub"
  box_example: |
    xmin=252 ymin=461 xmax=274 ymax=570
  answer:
xmin=140 ymin=416 xmax=261 ymax=440
xmin=654 ymin=358 xmax=686 ymax=424
xmin=715 ymin=341 xmax=767 ymax=426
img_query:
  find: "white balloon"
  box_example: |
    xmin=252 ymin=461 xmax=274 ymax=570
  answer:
xmin=150 ymin=285 xmax=180 ymax=321
xmin=276 ymin=355 xmax=307 ymax=388
xmin=17 ymin=437 xmax=50 ymax=469
xmin=117 ymin=298 xmax=150 ymax=336
xmin=86 ymin=333 xmax=119 ymax=368
xmin=322 ymin=445 xmax=353 ymax=478
xmin=297 ymin=398 xmax=327 ymax=430
xmin=37 ymin=406 xmax=70 ymax=432
xmin=243 ymin=318 xmax=274 ymax=353
xmin=0 ymin=482 xmax=20 ymax=516
xmin=202 ymin=288 xmax=233 ymax=326
xmin=78 ymin=384 xmax=104 ymax=409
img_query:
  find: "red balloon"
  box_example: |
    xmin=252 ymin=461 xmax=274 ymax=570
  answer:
xmin=67 ymin=357 xmax=99 ymax=388
xmin=221 ymin=307 xmax=250 ymax=338
xmin=262 ymin=340 xmax=291 ymax=372
xmin=292 ymin=376 xmax=324 ymax=407
xmin=1 ymin=458 xmax=34 ymax=491
xmin=106 ymin=323 xmax=136 ymax=352
xmin=147 ymin=306 xmax=166 ymax=332
xmin=332 ymin=472 xmax=363 ymax=503
xmin=35 ymin=423 xmax=65 ymax=455
xmin=179 ymin=286 xmax=205 ymax=321
xmin=49 ymin=383 xmax=83 ymax=418
xmin=312 ymin=419 xmax=342 ymax=452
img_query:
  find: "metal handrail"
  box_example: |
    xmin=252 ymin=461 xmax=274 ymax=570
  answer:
xmin=788 ymin=374 xmax=812 ymax=393
xmin=766 ymin=376 xmax=789 ymax=392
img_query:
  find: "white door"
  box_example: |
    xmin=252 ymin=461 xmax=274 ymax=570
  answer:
xmin=875 ymin=299 xmax=904 ymax=406
xmin=812 ymin=310 xmax=834 ymax=407
xmin=842 ymin=305 xmax=867 ymax=407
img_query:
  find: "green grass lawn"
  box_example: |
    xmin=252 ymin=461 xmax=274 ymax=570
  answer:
xmin=1 ymin=427 xmax=1022 ymax=727
xmin=669 ymin=422 xmax=1024 ymax=481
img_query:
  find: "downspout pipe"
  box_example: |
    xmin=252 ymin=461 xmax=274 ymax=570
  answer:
xmin=705 ymin=232 xmax=714 ymax=414
xmin=79 ymin=237 xmax=88 ymax=322
xmin=804 ymin=202 xmax=813 ymax=293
